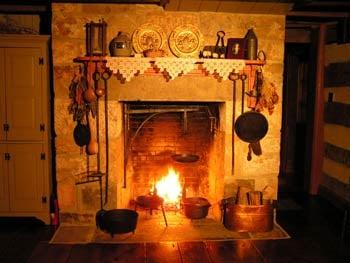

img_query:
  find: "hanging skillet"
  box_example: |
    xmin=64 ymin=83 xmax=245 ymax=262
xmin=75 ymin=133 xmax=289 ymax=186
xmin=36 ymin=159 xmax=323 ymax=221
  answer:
xmin=73 ymin=121 xmax=90 ymax=147
xmin=234 ymin=111 xmax=268 ymax=143
xmin=172 ymin=153 xmax=199 ymax=163
xmin=234 ymin=73 xmax=268 ymax=143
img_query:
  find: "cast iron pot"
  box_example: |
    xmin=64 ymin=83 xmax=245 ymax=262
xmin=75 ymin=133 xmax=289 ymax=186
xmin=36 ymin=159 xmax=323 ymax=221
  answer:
xmin=136 ymin=195 xmax=163 ymax=209
xmin=96 ymin=209 xmax=138 ymax=237
xmin=234 ymin=111 xmax=268 ymax=143
xmin=182 ymin=197 xmax=211 ymax=219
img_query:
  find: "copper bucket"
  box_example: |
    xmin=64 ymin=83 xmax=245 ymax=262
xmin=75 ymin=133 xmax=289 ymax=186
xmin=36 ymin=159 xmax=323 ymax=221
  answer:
xmin=224 ymin=203 xmax=273 ymax=232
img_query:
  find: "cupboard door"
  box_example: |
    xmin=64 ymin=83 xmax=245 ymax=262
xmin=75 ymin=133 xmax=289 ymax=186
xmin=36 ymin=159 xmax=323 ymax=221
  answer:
xmin=0 ymin=144 xmax=9 ymax=211
xmin=5 ymin=48 xmax=43 ymax=141
xmin=0 ymin=49 xmax=5 ymax=141
xmin=8 ymin=144 xmax=46 ymax=212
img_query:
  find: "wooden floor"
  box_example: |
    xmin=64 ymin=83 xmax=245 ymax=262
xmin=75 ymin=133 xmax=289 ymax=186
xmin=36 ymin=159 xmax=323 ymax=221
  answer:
xmin=1 ymin=195 xmax=349 ymax=263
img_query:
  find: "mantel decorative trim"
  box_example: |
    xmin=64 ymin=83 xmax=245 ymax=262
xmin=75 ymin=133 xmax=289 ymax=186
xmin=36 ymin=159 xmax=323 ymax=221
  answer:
xmin=106 ymin=57 xmax=246 ymax=82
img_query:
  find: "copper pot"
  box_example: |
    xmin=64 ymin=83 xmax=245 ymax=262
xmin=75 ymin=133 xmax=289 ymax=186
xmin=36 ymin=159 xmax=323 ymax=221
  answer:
xmin=224 ymin=203 xmax=273 ymax=232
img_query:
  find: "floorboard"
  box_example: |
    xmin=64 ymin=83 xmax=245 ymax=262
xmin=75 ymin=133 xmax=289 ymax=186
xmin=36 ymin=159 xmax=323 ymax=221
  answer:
xmin=205 ymin=240 xmax=264 ymax=263
xmin=178 ymin=242 xmax=212 ymax=263
xmin=27 ymin=242 xmax=72 ymax=263
xmin=68 ymin=243 xmax=146 ymax=263
xmin=146 ymin=242 xmax=182 ymax=263
xmin=252 ymin=239 xmax=342 ymax=263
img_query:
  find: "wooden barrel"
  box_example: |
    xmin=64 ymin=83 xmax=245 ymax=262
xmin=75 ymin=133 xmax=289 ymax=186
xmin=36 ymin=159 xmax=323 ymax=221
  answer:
xmin=224 ymin=203 xmax=273 ymax=232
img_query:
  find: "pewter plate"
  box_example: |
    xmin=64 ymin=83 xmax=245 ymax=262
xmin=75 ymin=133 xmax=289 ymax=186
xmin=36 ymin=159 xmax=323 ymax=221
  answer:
xmin=132 ymin=24 xmax=166 ymax=53
xmin=169 ymin=25 xmax=203 ymax=58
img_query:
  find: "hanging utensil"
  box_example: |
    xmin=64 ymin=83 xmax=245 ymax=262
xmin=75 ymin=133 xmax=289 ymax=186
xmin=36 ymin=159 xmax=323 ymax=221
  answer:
xmin=214 ymin=31 xmax=226 ymax=59
xmin=73 ymin=121 xmax=90 ymax=147
xmin=172 ymin=153 xmax=199 ymax=163
xmin=86 ymin=110 xmax=98 ymax=155
xmin=102 ymin=68 xmax=111 ymax=205
xmin=83 ymin=74 xmax=97 ymax=103
xmin=229 ymin=72 xmax=240 ymax=174
xmin=234 ymin=72 xmax=268 ymax=161
xmin=234 ymin=73 xmax=268 ymax=144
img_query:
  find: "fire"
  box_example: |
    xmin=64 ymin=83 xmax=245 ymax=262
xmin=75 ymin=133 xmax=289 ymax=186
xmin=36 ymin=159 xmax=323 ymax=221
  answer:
xmin=155 ymin=168 xmax=182 ymax=206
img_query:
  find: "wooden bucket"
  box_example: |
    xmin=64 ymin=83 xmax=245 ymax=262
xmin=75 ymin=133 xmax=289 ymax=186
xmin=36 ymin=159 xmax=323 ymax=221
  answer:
xmin=224 ymin=203 xmax=273 ymax=232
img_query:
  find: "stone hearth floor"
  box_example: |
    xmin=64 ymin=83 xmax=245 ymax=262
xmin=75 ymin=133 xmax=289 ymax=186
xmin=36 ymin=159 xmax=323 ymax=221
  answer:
xmin=50 ymin=210 xmax=290 ymax=244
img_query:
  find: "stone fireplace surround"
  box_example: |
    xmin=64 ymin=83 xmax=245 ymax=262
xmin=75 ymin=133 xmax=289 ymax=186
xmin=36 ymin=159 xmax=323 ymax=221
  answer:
xmin=53 ymin=3 xmax=284 ymax=224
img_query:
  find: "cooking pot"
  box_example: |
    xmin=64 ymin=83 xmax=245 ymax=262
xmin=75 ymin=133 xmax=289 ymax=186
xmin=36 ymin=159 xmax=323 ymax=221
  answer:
xmin=234 ymin=111 xmax=268 ymax=143
xmin=182 ymin=197 xmax=211 ymax=219
xmin=96 ymin=209 xmax=138 ymax=237
xmin=136 ymin=195 xmax=163 ymax=209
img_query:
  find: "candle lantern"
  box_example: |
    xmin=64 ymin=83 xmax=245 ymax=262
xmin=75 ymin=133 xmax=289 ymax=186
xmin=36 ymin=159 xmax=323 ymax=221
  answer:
xmin=85 ymin=19 xmax=107 ymax=56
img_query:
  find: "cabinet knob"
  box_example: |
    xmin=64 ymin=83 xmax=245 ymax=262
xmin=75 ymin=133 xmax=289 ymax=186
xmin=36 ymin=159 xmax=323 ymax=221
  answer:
xmin=42 ymin=196 xmax=47 ymax=203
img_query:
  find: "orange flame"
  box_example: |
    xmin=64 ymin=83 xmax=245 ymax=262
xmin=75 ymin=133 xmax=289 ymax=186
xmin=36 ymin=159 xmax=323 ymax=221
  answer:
xmin=155 ymin=168 xmax=182 ymax=206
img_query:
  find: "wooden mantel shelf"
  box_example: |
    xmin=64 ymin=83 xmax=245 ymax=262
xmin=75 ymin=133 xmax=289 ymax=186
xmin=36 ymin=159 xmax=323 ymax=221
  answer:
xmin=73 ymin=56 xmax=265 ymax=85
xmin=73 ymin=56 xmax=265 ymax=66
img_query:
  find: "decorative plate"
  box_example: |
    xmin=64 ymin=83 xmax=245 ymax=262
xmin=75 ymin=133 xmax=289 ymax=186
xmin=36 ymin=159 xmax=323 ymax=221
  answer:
xmin=132 ymin=24 xmax=166 ymax=53
xmin=169 ymin=25 xmax=203 ymax=58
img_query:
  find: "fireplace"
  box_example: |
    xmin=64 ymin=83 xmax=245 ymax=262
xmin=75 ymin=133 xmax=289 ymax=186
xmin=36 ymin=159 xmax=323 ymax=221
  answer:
xmin=117 ymin=100 xmax=228 ymax=220
xmin=53 ymin=4 xmax=284 ymax=225
xmin=125 ymin=102 xmax=219 ymax=204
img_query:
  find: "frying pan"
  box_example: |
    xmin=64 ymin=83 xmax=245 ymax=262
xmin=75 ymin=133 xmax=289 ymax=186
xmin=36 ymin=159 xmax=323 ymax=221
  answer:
xmin=172 ymin=153 xmax=199 ymax=163
xmin=234 ymin=73 xmax=268 ymax=143
xmin=234 ymin=111 xmax=268 ymax=143
xmin=73 ymin=122 xmax=90 ymax=146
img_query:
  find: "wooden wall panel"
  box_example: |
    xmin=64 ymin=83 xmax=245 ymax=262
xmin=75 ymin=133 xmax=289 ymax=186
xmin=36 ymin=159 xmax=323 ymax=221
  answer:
xmin=322 ymin=42 xmax=350 ymax=204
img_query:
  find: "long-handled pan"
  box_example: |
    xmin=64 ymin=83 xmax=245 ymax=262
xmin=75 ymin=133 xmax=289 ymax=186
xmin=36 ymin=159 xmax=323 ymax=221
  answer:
xmin=94 ymin=68 xmax=139 ymax=237
xmin=101 ymin=68 xmax=111 ymax=205
xmin=234 ymin=72 xmax=268 ymax=160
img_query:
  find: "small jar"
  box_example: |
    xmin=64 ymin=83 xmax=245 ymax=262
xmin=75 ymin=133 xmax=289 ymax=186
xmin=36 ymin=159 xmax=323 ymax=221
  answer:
xmin=109 ymin=32 xmax=132 ymax=57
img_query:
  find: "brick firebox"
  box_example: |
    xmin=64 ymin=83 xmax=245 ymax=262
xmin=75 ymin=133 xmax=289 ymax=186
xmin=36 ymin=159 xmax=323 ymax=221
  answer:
xmin=126 ymin=102 xmax=220 ymax=202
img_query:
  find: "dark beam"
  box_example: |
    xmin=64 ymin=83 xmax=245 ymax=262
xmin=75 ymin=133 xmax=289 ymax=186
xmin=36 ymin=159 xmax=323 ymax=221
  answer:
xmin=325 ymin=62 xmax=350 ymax=87
xmin=52 ymin=0 xmax=169 ymax=7
xmin=309 ymin=23 xmax=326 ymax=195
xmin=324 ymin=142 xmax=350 ymax=167
xmin=0 ymin=4 xmax=49 ymax=14
xmin=324 ymin=102 xmax=350 ymax=127
xmin=288 ymin=11 xmax=350 ymax=18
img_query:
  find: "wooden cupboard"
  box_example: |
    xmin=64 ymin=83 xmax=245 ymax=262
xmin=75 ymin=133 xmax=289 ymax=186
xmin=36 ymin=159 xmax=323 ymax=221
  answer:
xmin=0 ymin=35 xmax=51 ymax=224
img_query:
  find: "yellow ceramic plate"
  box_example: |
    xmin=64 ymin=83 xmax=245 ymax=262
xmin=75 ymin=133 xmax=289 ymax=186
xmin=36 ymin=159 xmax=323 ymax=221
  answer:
xmin=132 ymin=24 xmax=166 ymax=53
xmin=169 ymin=25 xmax=203 ymax=58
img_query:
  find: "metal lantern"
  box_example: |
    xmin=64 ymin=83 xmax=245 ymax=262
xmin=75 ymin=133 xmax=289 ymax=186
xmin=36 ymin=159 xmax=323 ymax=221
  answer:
xmin=85 ymin=19 xmax=107 ymax=56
